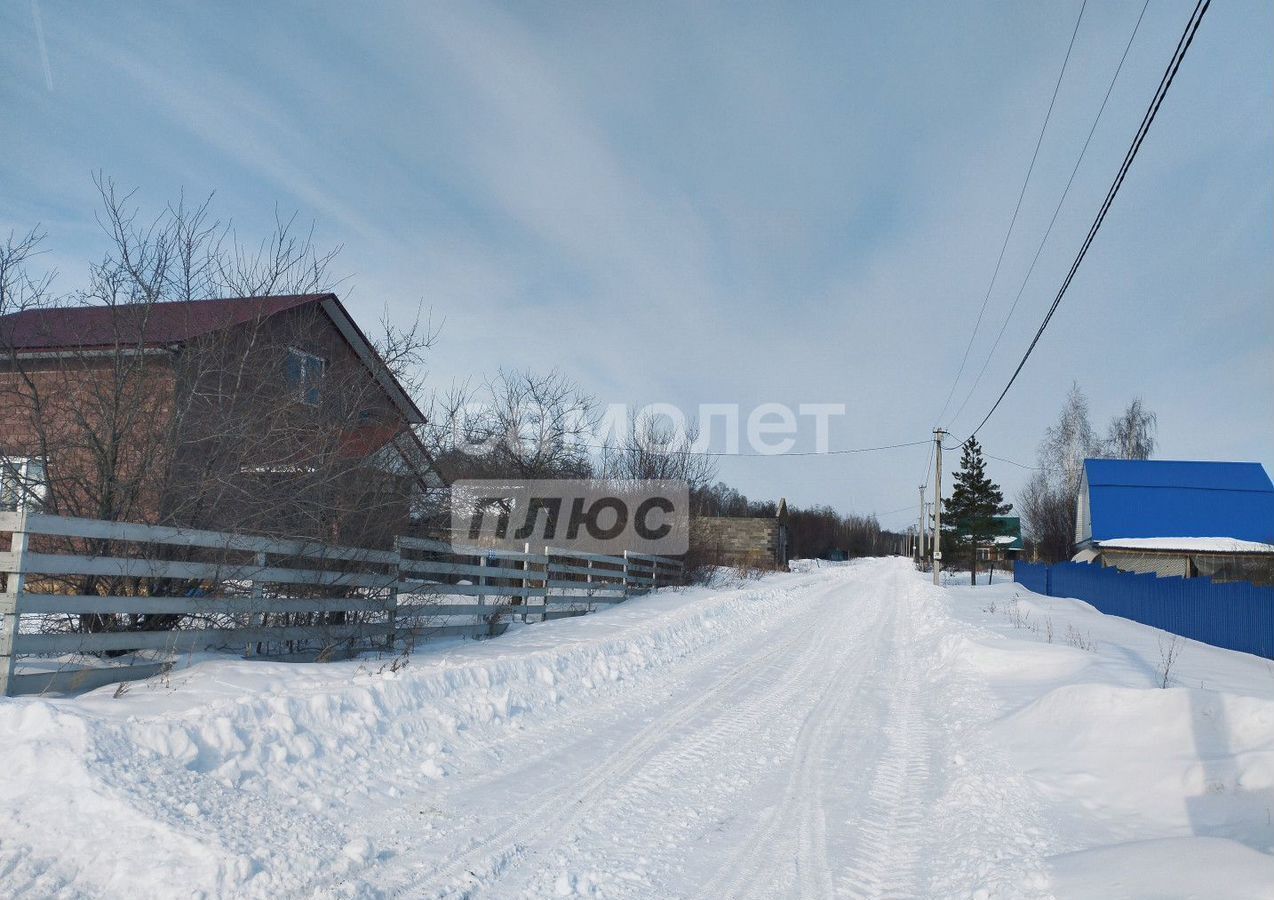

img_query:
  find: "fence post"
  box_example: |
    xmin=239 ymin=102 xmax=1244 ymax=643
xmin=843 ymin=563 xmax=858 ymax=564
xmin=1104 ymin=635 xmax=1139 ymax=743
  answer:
xmin=623 ymin=550 xmax=631 ymax=601
xmin=245 ymin=550 xmax=267 ymax=658
xmin=0 ymin=512 xmax=30 ymax=698
xmin=521 ymin=541 xmax=531 ymax=622
xmin=543 ymin=545 xmax=552 ymax=623
xmin=387 ymin=538 xmax=401 ymax=650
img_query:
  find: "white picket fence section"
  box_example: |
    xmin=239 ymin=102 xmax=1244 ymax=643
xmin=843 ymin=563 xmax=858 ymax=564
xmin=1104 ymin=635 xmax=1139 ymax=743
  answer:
xmin=0 ymin=512 xmax=681 ymax=697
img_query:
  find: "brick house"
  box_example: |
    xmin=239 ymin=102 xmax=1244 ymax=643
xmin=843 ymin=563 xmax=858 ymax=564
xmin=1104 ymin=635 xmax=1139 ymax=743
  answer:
xmin=0 ymin=293 xmax=436 ymax=545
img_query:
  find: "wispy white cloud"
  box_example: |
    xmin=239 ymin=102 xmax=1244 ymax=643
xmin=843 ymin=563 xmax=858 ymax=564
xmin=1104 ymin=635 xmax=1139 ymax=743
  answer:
xmin=0 ymin=0 xmax=1269 ymax=516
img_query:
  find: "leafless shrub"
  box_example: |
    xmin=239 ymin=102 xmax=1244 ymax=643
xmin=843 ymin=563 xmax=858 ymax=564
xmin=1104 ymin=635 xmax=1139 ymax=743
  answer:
xmin=376 ymin=645 xmax=412 ymax=676
xmin=1006 ymin=596 xmax=1032 ymax=631
xmin=1065 ymin=624 xmax=1095 ymax=652
xmin=1158 ymin=635 xmax=1183 ymax=688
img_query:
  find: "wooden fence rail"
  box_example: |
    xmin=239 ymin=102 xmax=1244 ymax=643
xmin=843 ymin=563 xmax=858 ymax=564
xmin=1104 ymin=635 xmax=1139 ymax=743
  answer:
xmin=0 ymin=512 xmax=682 ymax=697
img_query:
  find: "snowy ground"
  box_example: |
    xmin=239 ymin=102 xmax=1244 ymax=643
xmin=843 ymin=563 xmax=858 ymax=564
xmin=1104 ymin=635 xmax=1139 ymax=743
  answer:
xmin=2 ymin=557 xmax=1273 ymax=899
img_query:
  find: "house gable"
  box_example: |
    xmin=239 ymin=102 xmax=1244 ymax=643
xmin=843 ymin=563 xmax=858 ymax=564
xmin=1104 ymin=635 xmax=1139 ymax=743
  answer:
xmin=0 ymin=293 xmax=424 ymax=428
xmin=1081 ymin=459 xmax=1274 ymax=546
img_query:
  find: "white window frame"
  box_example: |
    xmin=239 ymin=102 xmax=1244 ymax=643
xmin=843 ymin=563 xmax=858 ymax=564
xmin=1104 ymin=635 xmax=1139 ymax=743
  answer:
xmin=0 ymin=456 xmax=47 ymax=512
xmin=286 ymin=347 xmax=327 ymax=407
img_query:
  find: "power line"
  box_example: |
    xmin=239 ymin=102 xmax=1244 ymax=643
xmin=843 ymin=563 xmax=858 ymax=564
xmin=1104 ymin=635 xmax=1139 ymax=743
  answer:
xmin=876 ymin=503 xmax=922 ymax=519
xmin=935 ymin=441 xmax=1061 ymax=474
xmin=647 ymin=439 xmax=932 ymax=459
xmin=985 ymin=452 xmax=1045 ymax=471
xmin=948 ymin=0 xmax=1151 ymax=433
xmin=958 ymin=0 xmax=1212 ymax=446
xmin=919 ymin=438 xmax=935 ymax=491
xmin=933 ymin=0 xmax=1088 ymax=427
xmin=415 ymin=420 xmax=930 ymax=459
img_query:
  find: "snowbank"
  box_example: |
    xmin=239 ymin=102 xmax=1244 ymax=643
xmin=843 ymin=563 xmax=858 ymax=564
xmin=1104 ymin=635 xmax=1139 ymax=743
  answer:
xmin=5 ymin=561 xmax=1274 ymax=898
xmin=1049 ymin=836 xmax=1274 ymax=900
xmin=942 ymin=579 xmax=1274 ymax=898
xmin=998 ymin=683 xmax=1274 ymax=840
xmin=0 ymin=577 xmax=812 ymax=897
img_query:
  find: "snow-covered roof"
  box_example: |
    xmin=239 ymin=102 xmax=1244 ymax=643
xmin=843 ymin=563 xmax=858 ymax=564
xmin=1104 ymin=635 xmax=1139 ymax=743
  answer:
xmin=1098 ymin=537 xmax=1274 ymax=554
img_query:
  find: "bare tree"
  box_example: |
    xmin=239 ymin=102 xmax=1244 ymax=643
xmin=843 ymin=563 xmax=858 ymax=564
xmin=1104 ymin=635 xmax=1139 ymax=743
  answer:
xmin=479 ymin=369 xmax=599 ymax=478
xmin=0 ymin=180 xmax=437 ymax=637
xmin=425 ymin=368 xmax=600 ymax=483
xmin=1020 ymin=384 xmax=1159 ymax=562
xmin=1019 ymin=472 xmax=1076 ymax=564
xmin=600 ymin=409 xmax=717 ymax=494
xmin=1020 ymin=384 xmax=1099 ymax=563
xmin=1102 ymin=397 xmax=1157 ymax=460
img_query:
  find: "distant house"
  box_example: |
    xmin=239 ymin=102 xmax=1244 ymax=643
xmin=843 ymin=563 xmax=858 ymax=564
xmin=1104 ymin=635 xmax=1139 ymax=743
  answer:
xmin=974 ymin=515 xmax=1022 ymax=566
xmin=691 ymin=498 xmax=791 ymax=569
xmin=1074 ymin=459 xmax=1274 ymax=585
xmin=0 ymin=293 xmax=436 ymax=544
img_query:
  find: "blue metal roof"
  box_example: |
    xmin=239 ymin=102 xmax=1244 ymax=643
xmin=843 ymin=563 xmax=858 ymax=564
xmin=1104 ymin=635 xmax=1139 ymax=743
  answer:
xmin=1084 ymin=459 xmax=1274 ymax=544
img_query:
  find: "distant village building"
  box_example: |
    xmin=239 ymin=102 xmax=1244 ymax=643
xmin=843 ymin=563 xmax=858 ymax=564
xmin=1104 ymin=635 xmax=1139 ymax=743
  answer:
xmin=1074 ymin=459 xmax=1274 ymax=586
xmin=691 ymin=498 xmax=790 ymax=569
xmin=975 ymin=515 xmax=1023 ymax=566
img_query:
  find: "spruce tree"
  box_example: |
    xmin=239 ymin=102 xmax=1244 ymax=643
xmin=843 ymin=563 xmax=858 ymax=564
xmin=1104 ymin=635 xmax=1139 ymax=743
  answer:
xmin=942 ymin=438 xmax=1012 ymax=585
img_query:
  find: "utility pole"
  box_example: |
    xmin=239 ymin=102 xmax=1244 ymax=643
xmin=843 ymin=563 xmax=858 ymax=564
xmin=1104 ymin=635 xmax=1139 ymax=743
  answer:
xmin=933 ymin=429 xmax=945 ymax=585
xmin=918 ymin=485 xmax=926 ymax=565
xmin=926 ymin=501 xmax=933 ymax=565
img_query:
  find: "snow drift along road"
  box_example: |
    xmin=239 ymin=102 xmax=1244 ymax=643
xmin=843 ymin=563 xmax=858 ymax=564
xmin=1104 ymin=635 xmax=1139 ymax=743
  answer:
xmin=2 ymin=557 xmax=1273 ymax=898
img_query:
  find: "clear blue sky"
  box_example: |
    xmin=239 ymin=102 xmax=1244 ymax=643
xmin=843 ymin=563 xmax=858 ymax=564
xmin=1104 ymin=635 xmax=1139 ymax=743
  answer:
xmin=2 ymin=0 xmax=1271 ymax=526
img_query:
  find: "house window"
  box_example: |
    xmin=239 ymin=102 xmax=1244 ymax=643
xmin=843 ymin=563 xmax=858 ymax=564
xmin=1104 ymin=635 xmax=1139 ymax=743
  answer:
xmin=285 ymin=348 xmax=326 ymax=406
xmin=0 ymin=457 xmax=47 ymax=512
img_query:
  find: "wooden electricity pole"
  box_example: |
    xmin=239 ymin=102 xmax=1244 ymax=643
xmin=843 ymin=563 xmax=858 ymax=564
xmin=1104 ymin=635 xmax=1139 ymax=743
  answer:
xmin=918 ymin=484 xmax=926 ymax=565
xmin=933 ymin=429 xmax=945 ymax=586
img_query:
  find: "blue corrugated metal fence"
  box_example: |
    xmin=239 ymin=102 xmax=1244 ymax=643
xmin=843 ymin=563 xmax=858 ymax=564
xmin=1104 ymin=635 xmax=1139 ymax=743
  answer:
xmin=1014 ymin=561 xmax=1274 ymax=659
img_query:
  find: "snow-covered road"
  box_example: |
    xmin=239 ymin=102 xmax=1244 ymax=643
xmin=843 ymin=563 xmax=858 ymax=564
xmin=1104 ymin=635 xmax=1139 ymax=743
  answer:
xmin=394 ymin=557 xmax=1032 ymax=899
xmin=4 ymin=557 xmax=1274 ymax=899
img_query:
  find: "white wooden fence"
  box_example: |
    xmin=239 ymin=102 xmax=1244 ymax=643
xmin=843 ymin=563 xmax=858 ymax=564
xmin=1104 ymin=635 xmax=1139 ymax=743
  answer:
xmin=0 ymin=512 xmax=681 ymax=697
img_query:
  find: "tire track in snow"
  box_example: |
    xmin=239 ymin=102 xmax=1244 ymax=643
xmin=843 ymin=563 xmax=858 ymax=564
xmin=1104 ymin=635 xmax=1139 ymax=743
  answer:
xmin=394 ymin=560 xmax=1051 ymax=899
xmin=509 ymin=579 xmax=868 ymax=897
xmin=692 ymin=566 xmax=893 ymax=900
xmin=406 ymin=596 xmax=832 ymax=897
xmin=838 ymin=638 xmax=930 ymax=898
xmin=823 ymin=568 xmax=935 ymax=900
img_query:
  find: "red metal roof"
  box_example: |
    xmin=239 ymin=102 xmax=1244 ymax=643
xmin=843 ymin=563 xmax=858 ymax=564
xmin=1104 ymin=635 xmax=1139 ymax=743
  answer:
xmin=0 ymin=294 xmax=328 ymax=351
xmin=0 ymin=293 xmax=426 ymax=426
